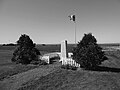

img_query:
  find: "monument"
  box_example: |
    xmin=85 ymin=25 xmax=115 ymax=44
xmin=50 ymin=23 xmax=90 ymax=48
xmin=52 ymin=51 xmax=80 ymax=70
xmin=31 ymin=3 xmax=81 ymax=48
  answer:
xmin=60 ymin=40 xmax=80 ymax=67
xmin=60 ymin=40 xmax=68 ymax=64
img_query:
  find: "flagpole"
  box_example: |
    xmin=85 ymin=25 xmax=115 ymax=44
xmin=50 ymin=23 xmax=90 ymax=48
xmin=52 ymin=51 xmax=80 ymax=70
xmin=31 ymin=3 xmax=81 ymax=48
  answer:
xmin=73 ymin=9 xmax=76 ymax=44
xmin=68 ymin=13 xmax=76 ymax=44
xmin=74 ymin=21 xmax=76 ymax=44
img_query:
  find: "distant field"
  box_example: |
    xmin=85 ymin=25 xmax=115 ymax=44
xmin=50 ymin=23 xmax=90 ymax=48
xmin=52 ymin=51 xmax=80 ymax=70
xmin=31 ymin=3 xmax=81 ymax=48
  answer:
xmin=0 ymin=45 xmax=15 ymax=51
xmin=0 ymin=43 xmax=119 ymax=52
xmin=36 ymin=43 xmax=120 ymax=53
xmin=0 ymin=50 xmax=13 ymax=65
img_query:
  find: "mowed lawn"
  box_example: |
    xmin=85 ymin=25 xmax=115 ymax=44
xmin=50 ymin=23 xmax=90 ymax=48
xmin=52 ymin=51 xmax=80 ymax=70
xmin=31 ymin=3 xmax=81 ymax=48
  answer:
xmin=18 ymin=51 xmax=120 ymax=90
xmin=1 ymin=45 xmax=120 ymax=90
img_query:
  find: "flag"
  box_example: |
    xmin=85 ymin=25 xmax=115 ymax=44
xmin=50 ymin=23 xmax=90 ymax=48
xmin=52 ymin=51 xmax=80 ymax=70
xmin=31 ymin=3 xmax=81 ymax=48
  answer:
xmin=68 ymin=15 xmax=75 ymax=22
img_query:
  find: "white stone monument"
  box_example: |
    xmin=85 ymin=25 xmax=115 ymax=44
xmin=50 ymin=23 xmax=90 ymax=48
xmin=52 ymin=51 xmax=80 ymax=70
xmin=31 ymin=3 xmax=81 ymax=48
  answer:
xmin=60 ymin=40 xmax=80 ymax=67
xmin=60 ymin=40 xmax=68 ymax=64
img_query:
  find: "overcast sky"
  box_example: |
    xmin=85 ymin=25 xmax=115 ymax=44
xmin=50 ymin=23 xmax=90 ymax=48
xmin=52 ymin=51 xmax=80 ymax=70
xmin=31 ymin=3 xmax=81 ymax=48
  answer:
xmin=0 ymin=0 xmax=120 ymax=44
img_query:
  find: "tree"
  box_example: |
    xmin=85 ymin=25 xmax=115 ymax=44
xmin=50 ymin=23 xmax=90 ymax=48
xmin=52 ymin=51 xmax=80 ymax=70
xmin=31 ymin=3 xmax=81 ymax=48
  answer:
xmin=11 ymin=34 xmax=40 ymax=64
xmin=72 ymin=33 xmax=107 ymax=69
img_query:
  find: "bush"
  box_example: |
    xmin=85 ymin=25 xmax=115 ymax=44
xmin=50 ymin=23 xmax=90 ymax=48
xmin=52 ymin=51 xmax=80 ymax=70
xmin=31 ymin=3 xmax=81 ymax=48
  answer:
xmin=30 ymin=61 xmax=41 ymax=65
xmin=30 ymin=60 xmax=48 ymax=65
xmin=11 ymin=34 xmax=41 ymax=64
xmin=72 ymin=33 xmax=108 ymax=69
xmin=38 ymin=60 xmax=48 ymax=65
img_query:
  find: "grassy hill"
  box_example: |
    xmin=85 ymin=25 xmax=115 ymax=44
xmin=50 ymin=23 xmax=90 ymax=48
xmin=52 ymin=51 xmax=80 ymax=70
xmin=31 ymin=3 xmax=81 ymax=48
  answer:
xmin=0 ymin=44 xmax=120 ymax=90
xmin=17 ymin=51 xmax=120 ymax=90
xmin=19 ymin=68 xmax=120 ymax=90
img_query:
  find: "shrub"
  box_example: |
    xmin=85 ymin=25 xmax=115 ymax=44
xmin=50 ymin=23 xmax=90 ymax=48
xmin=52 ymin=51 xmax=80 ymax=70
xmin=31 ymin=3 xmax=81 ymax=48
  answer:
xmin=30 ymin=60 xmax=48 ymax=65
xmin=11 ymin=34 xmax=41 ymax=64
xmin=72 ymin=33 xmax=108 ymax=69
xmin=38 ymin=60 xmax=48 ymax=65
xmin=30 ymin=61 xmax=41 ymax=65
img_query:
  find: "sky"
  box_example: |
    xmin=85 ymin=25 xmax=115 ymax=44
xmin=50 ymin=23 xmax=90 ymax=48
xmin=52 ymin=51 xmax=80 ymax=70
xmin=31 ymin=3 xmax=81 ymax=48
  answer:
xmin=0 ymin=0 xmax=120 ymax=44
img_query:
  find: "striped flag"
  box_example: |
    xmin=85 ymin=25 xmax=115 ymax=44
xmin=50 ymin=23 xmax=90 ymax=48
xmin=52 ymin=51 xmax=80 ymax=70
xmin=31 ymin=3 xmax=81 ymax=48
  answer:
xmin=68 ymin=15 xmax=75 ymax=22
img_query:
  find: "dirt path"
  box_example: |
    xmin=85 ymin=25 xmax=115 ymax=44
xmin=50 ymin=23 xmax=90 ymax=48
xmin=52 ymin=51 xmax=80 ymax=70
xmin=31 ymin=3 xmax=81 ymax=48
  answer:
xmin=0 ymin=52 xmax=61 ymax=90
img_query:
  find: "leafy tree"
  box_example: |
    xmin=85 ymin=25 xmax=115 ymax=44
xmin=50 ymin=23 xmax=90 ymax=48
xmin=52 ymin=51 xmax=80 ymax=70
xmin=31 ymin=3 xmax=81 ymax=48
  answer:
xmin=72 ymin=33 xmax=107 ymax=69
xmin=11 ymin=34 xmax=40 ymax=64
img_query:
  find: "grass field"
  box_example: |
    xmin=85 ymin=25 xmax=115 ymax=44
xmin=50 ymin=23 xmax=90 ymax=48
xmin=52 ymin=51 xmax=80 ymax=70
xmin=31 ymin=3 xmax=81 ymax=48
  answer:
xmin=19 ymin=68 xmax=120 ymax=90
xmin=0 ymin=44 xmax=119 ymax=80
xmin=0 ymin=44 xmax=120 ymax=90
xmin=18 ymin=51 xmax=120 ymax=90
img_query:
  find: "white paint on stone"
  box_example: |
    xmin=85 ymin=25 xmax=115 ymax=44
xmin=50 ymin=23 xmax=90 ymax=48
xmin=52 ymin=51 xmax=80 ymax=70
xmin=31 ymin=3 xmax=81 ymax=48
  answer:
xmin=41 ymin=55 xmax=50 ymax=64
xmin=68 ymin=52 xmax=73 ymax=58
xmin=60 ymin=40 xmax=68 ymax=63
xmin=61 ymin=40 xmax=68 ymax=58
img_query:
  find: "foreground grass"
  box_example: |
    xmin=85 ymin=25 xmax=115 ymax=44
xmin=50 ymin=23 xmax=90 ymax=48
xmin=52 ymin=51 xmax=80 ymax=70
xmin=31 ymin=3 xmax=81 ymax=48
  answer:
xmin=0 ymin=62 xmax=61 ymax=90
xmin=18 ymin=68 xmax=120 ymax=90
xmin=0 ymin=64 xmax=38 ymax=80
xmin=0 ymin=45 xmax=120 ymax=90
xmin=18 ymin=51 xmax=120 ymax=90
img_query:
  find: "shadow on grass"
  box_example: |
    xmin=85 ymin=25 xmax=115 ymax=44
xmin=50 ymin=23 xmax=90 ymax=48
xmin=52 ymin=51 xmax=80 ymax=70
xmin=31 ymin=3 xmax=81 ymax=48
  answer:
xmin=86 ymin=66 xmax=120 ymax=73
xmin=50 ymin=56 xmax=60 ymax=64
